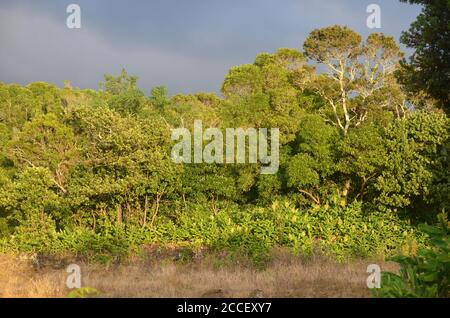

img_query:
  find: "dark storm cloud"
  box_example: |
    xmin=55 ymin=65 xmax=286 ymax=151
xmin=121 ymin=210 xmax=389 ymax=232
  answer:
xmin=0 ymin=0 xmax=421 ymax=94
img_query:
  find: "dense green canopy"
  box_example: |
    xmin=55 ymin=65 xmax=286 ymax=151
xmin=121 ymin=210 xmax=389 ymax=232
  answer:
xmin=0 ymin=25 xmax=448 ymax=264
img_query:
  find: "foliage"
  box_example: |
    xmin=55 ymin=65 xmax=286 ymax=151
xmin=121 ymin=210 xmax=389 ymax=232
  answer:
xmin=67 ymin=287 xmax=101 ymax=298
xmin=304 ymin=25 xmax=405 ymax=136
xmin=149 ymin=86 xmax=170 ymax=110
xmin=373 ymin=111 xmax=450 ymax=216
xmin=373 ymin=213 xmax=449 ymax=298
xmin=153 ymin=201 xmax=423 ymax=266
xmin=0 ymin=25 xmax=448 ymax=273
xmin=398 ymin=0 xmax=450 ymax=110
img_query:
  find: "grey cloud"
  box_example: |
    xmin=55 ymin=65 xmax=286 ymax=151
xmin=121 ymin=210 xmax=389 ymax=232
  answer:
xmin=0 ymin=5 xmax=229 ymax=94
xmin=0 ymin=1 xmax=421 ymax=94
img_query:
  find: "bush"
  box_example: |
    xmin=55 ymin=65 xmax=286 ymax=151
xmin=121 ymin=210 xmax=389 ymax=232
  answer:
xmin=67 ymin=287 xmax=100 ymax=298
xmin=373 ymin=213 xmax=449 ymax=298
xmin=4 ymin=212 xmax=60 ymax=253
xmin=160 ymin=200 xmax=423 ymax=265
xmin=0 ymin=200 xmax=425 ymax=267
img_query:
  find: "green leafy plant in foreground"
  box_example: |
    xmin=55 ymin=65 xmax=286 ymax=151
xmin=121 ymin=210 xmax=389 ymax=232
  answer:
xmin=373 ymin=213 xmax=450 ymax=298
xmin=67 ymin=287 xmax=101 ymax=298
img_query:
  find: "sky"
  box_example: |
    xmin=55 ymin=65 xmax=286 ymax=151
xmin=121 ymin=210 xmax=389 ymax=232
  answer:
xmin=0 ymin=0 xmax=422 ymax=95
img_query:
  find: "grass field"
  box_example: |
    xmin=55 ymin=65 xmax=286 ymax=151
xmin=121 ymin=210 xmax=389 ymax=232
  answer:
xmin=0 ymin=249 xmax=398 ymax=298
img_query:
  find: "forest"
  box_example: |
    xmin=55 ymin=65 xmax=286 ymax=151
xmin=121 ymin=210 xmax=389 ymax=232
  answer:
xmin=0 ymin=0 xmax=449 ymax=298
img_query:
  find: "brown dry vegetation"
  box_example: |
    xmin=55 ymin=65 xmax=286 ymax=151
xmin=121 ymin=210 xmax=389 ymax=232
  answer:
xmin=0 ymin=249 xmax=398 ymax=298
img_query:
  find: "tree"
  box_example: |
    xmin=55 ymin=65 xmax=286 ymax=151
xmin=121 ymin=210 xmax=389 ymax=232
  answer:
xmin=285 ymin=115 xmax=340 ymax=207
xmin=221 ymin=49 xmax=312 ymax=144
xmin=337 ymin=124 xmax=387 ymax=202
xmin=7 ymin=113 xmax=79 ymax=194
xmin=398 ymin=0 xmax=450 ymax=111
xmin=161 ymin=93 xmax=221 ymax=130
xmin=373 ymin=111 xmax=449 ymax=217
xmin=0 ymin=167 xmax=61 ymax=226
xmin=100 ymin=68 xmax=138 ymax=95
xmin=100 ymin=69 xmax=146 ymax=115
xmin=180 ymin=163 xmax=240 ymax=212
xmin=27 ymin=82 xmax=64 ymax=115
xmin=149 ymin=86 xmax=170 ymax=110
xmin=304 ymin=26 xmax=405 ymax=135
xmin=65 ymin=105 xmax=181 ymax=228
xmin=0 ymin=83 xmax=38 ymax=132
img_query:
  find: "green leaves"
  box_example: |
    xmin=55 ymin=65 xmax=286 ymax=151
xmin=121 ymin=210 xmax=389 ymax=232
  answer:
xmin=99 ymin=69 xmax=147 ymax=115
xmin=222 ymin=64 xmax=264 ymax=99
xmin=149 ymin=86 xmax=170 ymax=110
xmin=64 ymin=104 xmax=181 ymax=226
xmin=7 ymin=113 xmax=79 ymax=194
xmin=0 ymin=167 xmax=62 ymax=224
xmin=285 ymin=115 xmax=340 ymax=206
xmin=100 ymin=68 xmax=138 ymax=96
xmin=304 ymin=26 xmax=406 ymax=136
xmin=221 ymin=48 xmax=310 ymax=144
xmin=67 ymin=287 xmax=100 ymax=298
xmin=398 ymin=0 xmax=450 ymax=110
xmin=374 ymin=213 xmax=450 ymax=298
xmin=287 ymin=153 xmax=320 ymax=188
xmin=373 ymin=111 xmax=450 ymax=214
xmin=0 ymin=23 xmax=447 ymax=272
xmin=304 ymin=25 xmax=362 ymax=63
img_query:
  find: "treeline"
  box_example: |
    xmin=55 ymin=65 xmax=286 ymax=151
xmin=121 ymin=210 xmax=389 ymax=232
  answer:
xmin=0 ymin=25 xmax=448 ymax=262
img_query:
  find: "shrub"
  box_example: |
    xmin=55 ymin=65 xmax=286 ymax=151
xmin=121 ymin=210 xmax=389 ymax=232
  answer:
xmin=5 ymin=211 xmax=60 ymax=253
xmin=373 ymin=213 xmax=449 ymax=298
xmin=0 ymin=200 xmax=425 ymax=267
xmin=67 ymin=287 xmax=100 ymax=298
xmin=165 ymin=201 xmax=423 ymax=265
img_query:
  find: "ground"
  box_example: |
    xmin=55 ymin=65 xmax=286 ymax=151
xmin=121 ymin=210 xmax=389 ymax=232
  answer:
xmin=0 ymin=248 xmax=398 ymax=298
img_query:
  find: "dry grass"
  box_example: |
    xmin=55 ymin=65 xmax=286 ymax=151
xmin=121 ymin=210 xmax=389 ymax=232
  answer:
xmin=0 ymin=254 xmax=66 ymax=297
xmin=0 ymin=249 xmax=398 ymax=298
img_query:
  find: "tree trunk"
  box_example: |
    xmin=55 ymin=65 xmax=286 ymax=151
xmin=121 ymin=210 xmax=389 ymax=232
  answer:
xmin=142 ymin=196 xmax=149 ymax=227
xmin=117 ymin=205 xmax=123 ymax=224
